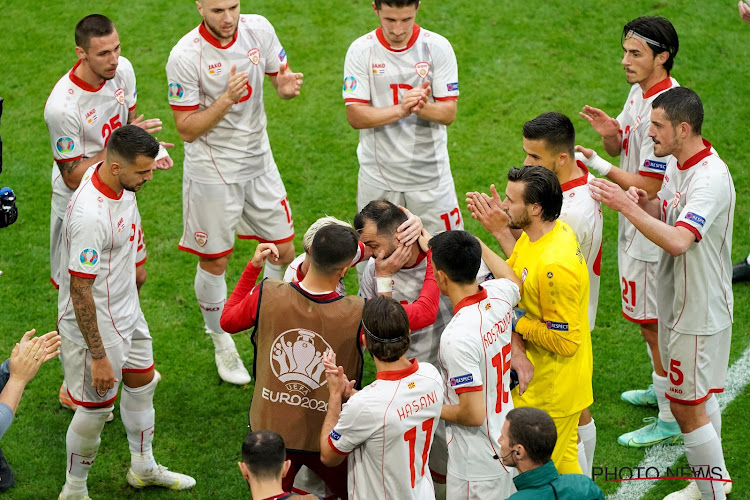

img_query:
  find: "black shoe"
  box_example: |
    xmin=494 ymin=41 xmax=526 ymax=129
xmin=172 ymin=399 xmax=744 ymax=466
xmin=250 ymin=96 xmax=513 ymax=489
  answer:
xmin=0 ymin=447 xmax=14 ymax=491
xmin=732 ymin=260 xmax=750 ymax=283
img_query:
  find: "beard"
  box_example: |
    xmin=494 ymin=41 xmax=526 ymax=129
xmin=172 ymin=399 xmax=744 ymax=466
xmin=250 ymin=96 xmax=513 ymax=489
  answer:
xmin=507 ymin=211 xmax=531 ymax=230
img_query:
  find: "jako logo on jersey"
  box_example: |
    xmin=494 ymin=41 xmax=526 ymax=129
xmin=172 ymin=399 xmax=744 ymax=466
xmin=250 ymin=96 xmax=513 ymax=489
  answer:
xmin=546 ymin=321 xmax=569 ymax=331
xmin=194 ymin=232 xmax=208 ymax=247
xmin=208 ymin=62 xmax=222 ymax=76
xmin=117 ymin=217 xmax=125 ymax=233
xmin=372 ymin=62 xmax=386 ymax=75
xmin=685 ymin=212 xmax=706 ymax=227
xmin=449 ymin=374 xmax=473 ymax=387
xmin=247 ymin=48 xmax=260 ymax=65
xmin=270 ymin=328 xmax=333 ymax=395
xmin=56 ymin=137 xmax=75 ymax=154
xmin=168 ymin=83 xmax=184 ymax=100
xmin=415 ymin=61 xmax=430 ymax=78
xmin=643 ymin=159 xmax=667 ymax=172
xmin=447 ymin=82 xmax=458 ymax=91
xmin=85 ymin=108 xmax=97 ymax=124
xmin=79 ymin=248 xmax=99 ymax=267
xmin=330 ymin=430 xmax=341 ymax=441
xmin=278 ymin=48 xmax=286 ymax=61
xmin=114 ymin=88 xmax=125 ymax=105
xmin=343 ymin=76 xmax=357 ymax=92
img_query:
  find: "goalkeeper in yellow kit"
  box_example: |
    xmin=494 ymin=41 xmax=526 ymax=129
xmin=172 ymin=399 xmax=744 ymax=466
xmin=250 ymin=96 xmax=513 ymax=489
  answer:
xmin=500 ymin=165 xmax=593 ymax=474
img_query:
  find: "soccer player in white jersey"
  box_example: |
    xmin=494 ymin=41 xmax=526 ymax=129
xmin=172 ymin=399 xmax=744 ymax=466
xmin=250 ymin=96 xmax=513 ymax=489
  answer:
xmin=467 ymin=112 xmax=603 ymax=475
xmin=343 ymin=0 xmax=462 ymax=234
xmin=44 ymin=13 xmax=172 ymax=415
xmin=57 ymin=126 xmax=194 ymax=499
xmin=590 ymin=87 xmax=734 ymax=499
xmin=321 ymin=296 xmax=444 ymax=500
xmin=429 ymin=230 xmax=522 ymax=499
xmin=166 ymin=0 xmax=304 ymax=385
xmin=578 ymin=16 xmax=682 ymax=447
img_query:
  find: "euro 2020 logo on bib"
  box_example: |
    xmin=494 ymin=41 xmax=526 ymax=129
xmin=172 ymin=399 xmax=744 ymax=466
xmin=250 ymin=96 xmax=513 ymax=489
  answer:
xmin=271 ymin=329 xmax=331 ymax=395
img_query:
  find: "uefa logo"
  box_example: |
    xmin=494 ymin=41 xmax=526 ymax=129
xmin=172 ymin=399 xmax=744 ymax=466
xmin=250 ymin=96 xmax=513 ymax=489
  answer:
xmin=270 ymin=328 xmax=332 ymax=395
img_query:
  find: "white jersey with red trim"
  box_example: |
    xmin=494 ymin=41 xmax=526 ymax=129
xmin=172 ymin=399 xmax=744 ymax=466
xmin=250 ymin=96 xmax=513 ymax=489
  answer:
xmin=616 ymin=77 xmax=679 ymax=262
xmin=560 ymin=163 xmax=603 ymax=329
xmin=166 ymin=16 xmax=287 ymax=184
xmin=656 ymin=140 xmax=734 ymax=335
xmin=343 ymin=25 xmax=459 ymax=191
xmin=283 ymin=242 xmax=365 ymax=296
xmin=438 ymin=280 xmax=520 ymax=481
xmin=57 ymin=164 xmax=145 ymax=348
xmin=328 ymin=359 xmax=443 ymax=500
xmin=44 ymin=57 xmax=137 ymax=219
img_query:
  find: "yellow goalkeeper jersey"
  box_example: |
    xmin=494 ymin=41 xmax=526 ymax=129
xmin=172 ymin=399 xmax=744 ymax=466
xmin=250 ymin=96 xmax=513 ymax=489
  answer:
xmin=508 ymin=220 xmax=593 ymax=417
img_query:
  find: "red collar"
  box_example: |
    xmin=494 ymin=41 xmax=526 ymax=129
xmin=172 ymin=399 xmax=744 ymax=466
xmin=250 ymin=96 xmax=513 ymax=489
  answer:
xmin=92 ymin=164 xmax=123 ymax=200
xmin=677 ymin=139 xmax=713 ymax=171
xmin=561 ymin=162 xmax=590 ymax=192
xmin=402 ymin=249 xmax=427 ymax=270
xmin=69 ymin=60 xmax=106 ymax=92
xmin=375 ymin=24 xmax=421 ymax=52
xmin=643 ymin=76 xmax=674 ymax=99
xmin=199 ymin=21 xmax=238 ymax=49
xmin=295 ymin=262 xmax=306 ymax=282
xmin=454 ymin=287 xmax=487 ymax=314
xmin=377 ymin=359 xmax=419 ymax=381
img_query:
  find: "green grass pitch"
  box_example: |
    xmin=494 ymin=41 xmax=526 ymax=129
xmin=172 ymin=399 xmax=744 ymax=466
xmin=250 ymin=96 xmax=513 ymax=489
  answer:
xmin=0 ymin=1 xmax=749 ymax=498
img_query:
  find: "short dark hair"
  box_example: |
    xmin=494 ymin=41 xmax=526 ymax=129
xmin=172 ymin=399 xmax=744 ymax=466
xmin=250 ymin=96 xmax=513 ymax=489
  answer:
xmin=308 ymin=224 xmax=360 ymax=276
xmin=362 ymin=296 xmax=410 ymax=363
xmin=622 ymin=17 xmax=679 ymax=72
xmin=652 ymin=87 xmax=703 ymax=135
xmin=428 ymin=231 xmax=481 ymax=285
xmin=374 ymin=0 xmax=420 ymax=9
xmin=523 ymin=112 xmax=575 ymax=157
xmin=106 ymin=125 xmax=160 ymax=166
xmin=75 ymin=14 xmax=116 ymax=50
xmin=506 ymin=407 xmax=557 ymax=464
xmin=353 ymin=200 xmax=407 ymax=239
xmin=241 ymin=430 xmax=286 ymax=481
xmin=507 ymin=166 xmax=562 ymax=222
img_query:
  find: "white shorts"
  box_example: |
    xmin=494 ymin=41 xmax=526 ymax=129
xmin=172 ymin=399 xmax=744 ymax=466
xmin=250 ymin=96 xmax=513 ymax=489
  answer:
xmin=50 ymin=210 xmax=63 ymax=289
xmin=357 ymin=178 xmax=464 ymax=234
xmin=659 ymin=325 xmax=730 ymax=405
xmin=446 ymin=474 xmax=514 ymax=500
xmin=429 ymin=419 xmax=447 ymax=480
xmin=179 ymin=168 xmax=294 ymax=258
xmin=618 ymin=248 xmax=658 ymax=324
xmin=61 ymin=314 xmax=154 ymax=408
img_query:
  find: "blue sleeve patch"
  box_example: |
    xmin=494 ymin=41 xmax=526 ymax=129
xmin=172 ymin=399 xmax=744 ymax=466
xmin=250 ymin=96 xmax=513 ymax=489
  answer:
xmin=330 ymin=430 xmax=341 ymax=441
xmin=447 ymin=82 xmax=459 ymax=91
xmin=278 ymin=48 xmax=287 ymax=61
xmin=449 ymin=374 xmax=473 ymax=386
xmin=546 ymin=321 xmax=569 ymax=331
xmin=685 ymin=212 xmax=706 ymax=227
xmin=643 ymin=159 xmax=667 ymax=172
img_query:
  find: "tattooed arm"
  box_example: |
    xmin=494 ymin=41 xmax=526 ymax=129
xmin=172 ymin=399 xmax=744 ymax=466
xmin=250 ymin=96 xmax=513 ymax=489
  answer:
xmin=57 ymin=153 xmax=106 ymax=190
xmin=70 ymin=275 xmax=116 ymax=392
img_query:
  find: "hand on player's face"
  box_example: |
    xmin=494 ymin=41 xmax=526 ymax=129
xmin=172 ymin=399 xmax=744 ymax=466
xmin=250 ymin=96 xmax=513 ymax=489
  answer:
xmin=225 ymin=65 xmax=249 ymax=103
xmin=396 ymin=206 xmax=422 ymax=246
xmin=375 ymin=243 xmax=411 ymax=277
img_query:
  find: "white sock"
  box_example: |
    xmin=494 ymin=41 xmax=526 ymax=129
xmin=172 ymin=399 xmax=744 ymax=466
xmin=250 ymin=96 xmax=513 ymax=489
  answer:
xmin=263 ymin=261 xmax=283 ymax=280
xmin=65 ymin=406 xmax=111 ymax=488
xmin=652 ymin=372 xmax=676 ymax=423
xmin=578 ymin=418 xmax=596 ymax=477
xmin=706 ymin=396 xmax=722 ymax=440
xmin=683 ymin=423 xmax=726 ymax=499
xmin=194 ymin=264 xmax=228 ymax=335
xmin=577 ymin=441 xmax=589 ymax=478
xmin=121 ymin=375 xmax=159 ymax=473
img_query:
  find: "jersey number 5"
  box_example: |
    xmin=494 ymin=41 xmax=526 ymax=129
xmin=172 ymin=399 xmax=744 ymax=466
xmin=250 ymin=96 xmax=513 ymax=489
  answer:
xmin=101 ymin=114 xmax=122 ymax=147
xmin=403 ymin=417 xmax=435 ymax=488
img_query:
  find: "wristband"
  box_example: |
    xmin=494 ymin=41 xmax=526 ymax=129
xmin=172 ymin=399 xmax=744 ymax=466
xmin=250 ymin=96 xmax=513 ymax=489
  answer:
xmin=583 ymin=151 xmax=612 ymax=176
xmin=155 ymin=144 xmax=170 ymax=161
xmin=376 ymin=277 xmax=394 ymax=293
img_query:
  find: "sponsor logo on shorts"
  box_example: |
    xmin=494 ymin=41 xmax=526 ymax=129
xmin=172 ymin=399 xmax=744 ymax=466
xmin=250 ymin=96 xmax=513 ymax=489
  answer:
xmin=685 ymin=212 xmax=706 ymax=227
xmin=372 ymin=62 xmax=386 ymax=75
xmin=546 ymin=321 xmax=569 ymax=331
xmin=643 ymin=159 xmax=667 ymax=172
xmin=447 ymin=82 xmax=459 ymax=91
xmin=278 ymin=48 xmax=286 ymax=61
xmin=449 ymin=373 xmax=473 ymax=387
xmin=114 ymin=88 xmax=125 ymax=105
xmin=415 ymin=61 xmax=430 ymax=78
xmin=343 ymin=76 xmax=357 ymax=92
xmin=208 ymin=62 xmax=222 ymax=76
xmin=79 ymin=248 xmax=99 ymax=267
xmin=194 ymin=231 xmax=208 ymax=247
xmin=168 ymin=83 xmax=184 ymax=100
xmin=56 ymin=137 xmax=75 ymax=154
xmin=247 ymin=48 xmax=260 ymax=64
xmin=330 ymin=430 xmax=341 ymax=441
xmin=271 ymin=328 xmax=332 ymax=396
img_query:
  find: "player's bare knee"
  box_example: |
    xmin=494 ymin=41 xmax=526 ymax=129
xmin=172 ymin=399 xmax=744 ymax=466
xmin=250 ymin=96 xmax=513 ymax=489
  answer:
xmin=276 ymin=241 xmax=295 ymax=265
xmin=199 ymin=255 xmax=230 ymax=275
xmin=122 ymin=368 xmax=156 ymax=390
